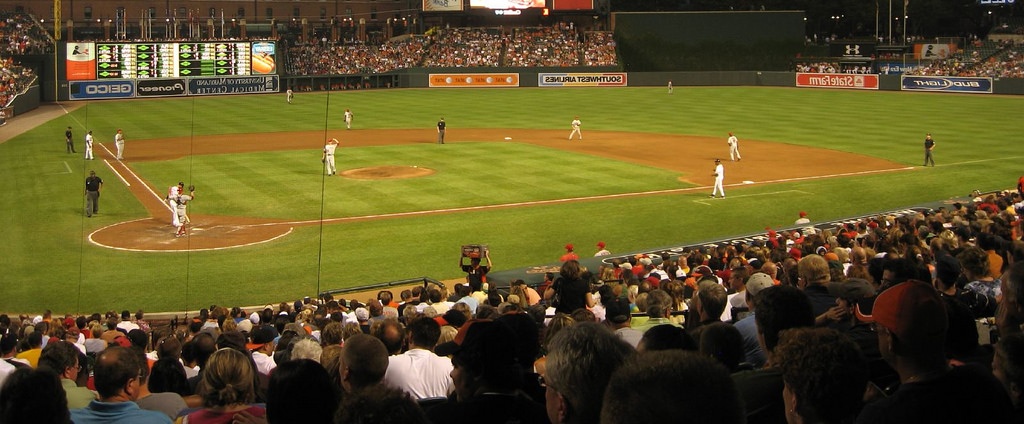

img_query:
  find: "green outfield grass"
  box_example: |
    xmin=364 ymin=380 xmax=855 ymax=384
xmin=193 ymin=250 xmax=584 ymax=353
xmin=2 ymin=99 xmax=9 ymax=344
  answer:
xmin=2 ymin=86 xmax=1021 ymax=313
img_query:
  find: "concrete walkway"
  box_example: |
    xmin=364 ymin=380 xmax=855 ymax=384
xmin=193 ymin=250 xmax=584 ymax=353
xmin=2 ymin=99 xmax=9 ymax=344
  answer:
xmin=0 ymin=102 xmax=84 ymax=144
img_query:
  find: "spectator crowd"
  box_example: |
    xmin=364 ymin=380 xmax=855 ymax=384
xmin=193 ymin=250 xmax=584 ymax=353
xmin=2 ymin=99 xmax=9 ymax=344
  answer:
xmin=0 ymin=11 xmax=48 ymax=107
xmin=285 ymin=24 xmax=618 ymax=75
xmin=2 ymin=188 xmax=1024 ymax=423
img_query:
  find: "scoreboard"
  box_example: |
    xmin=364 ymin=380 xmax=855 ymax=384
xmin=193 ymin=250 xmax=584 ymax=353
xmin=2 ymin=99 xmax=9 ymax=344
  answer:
xmin=92 ymin=42 xmax=269 ymax=79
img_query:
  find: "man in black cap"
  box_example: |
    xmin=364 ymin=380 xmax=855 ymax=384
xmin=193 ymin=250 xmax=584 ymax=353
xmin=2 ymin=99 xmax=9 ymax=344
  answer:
xmin=428 ymin=320 xmax=548 ymax=423
xmin=604 ymin=297 xmax=641 ymax=348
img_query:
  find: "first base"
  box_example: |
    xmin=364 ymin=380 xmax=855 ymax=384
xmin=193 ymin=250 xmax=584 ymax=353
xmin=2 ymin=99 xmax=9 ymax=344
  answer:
xmin=504 ymin=137 xmax=512 ymax=140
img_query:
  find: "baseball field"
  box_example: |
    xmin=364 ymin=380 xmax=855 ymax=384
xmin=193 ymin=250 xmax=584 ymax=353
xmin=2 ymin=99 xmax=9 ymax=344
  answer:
xmin=1 ymin=86 xmax=1020 ymax=314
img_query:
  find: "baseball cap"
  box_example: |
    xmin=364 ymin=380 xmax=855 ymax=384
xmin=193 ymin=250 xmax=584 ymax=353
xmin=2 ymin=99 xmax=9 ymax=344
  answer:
xmin=715 ymin=158 xmax=721 ymax=163
xmin=127 ymin=329 xmax=148 ymax=349
xmin=933 ymin=254 xmax=961 ymax=286
xmin=855 ymin=280 xmax=947 ymax=344
xmin=246 ymin=325 xmax=278 ymax=350
xmin=828 ymin=278 xmax=875 ymax=301
xmin=605 ymin=298 xmax=632 ymax=324
xmin=597 ymin=241 xmax=606 ymax=249
xmin=434 ymin=320 xmax=516 ymax=364
xmin=799 ymin=211 xmax=807 ymax=217
xmin=565 ymin=244 xmax=574 ymax=252
xmin=218 ymin=331 xmax=248 ymax=352
xmin=249 ymin=311 xmax=260 ymax=324
xmin=745 ymin=273 xmax=775 ymax=298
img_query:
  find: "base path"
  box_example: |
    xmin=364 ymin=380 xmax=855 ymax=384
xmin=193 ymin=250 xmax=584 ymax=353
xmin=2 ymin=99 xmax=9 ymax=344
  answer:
xmin=90 ymin=129 xmax=907 ymax=251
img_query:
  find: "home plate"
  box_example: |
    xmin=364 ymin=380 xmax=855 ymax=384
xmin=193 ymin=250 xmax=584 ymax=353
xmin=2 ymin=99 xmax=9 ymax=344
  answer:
xmin=504 ymin=137 xmax=512 ymax=140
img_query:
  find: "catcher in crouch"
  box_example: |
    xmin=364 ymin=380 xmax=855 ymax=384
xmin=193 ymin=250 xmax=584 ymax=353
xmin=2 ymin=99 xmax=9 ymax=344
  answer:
xmin=175 ymin=183 xmax=196 ymax=237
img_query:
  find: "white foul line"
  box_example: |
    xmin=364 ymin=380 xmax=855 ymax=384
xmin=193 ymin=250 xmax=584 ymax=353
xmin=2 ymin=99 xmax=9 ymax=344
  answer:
xmin=241 ymin=166 xmax=913 ymax=228
xmin=103 ymin=159 xmax=132 ymax=187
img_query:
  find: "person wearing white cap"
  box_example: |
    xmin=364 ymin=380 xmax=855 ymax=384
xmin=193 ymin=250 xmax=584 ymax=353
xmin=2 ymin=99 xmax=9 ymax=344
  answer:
xmin=733 ymin=272 xmax=774 ymax=368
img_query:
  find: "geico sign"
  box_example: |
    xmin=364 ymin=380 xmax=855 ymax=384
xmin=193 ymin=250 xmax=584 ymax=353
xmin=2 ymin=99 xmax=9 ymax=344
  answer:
xmin=85 ymin=84 xmax=132 ymax=94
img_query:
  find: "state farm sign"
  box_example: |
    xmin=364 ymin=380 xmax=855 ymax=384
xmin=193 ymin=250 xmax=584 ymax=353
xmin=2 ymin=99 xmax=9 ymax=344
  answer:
xmin=795 ymin=73 xmax=879 ymax=90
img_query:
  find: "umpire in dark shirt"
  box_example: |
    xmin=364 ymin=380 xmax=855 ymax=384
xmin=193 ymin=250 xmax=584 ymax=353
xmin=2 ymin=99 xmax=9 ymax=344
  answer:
xmin=84 ymin=170 xmax=102 ymax=217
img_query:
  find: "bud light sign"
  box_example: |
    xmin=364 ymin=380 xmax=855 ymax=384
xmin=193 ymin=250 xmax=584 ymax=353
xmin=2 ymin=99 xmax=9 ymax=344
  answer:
xmin=900 ymin=76 xmax=992 ymax=93
xmin=70 ymin=80 xmax=136 ymax=100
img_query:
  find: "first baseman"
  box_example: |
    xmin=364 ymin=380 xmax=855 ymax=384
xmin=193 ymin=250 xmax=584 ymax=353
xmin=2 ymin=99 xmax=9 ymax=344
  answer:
xmin=569 ymin=116 xmax=582 ymax=140
xmin=728 ymin=132 xmax=741 ymax=161
xmin=711 ymin=159 xmax=725 ymax=198
xmin=323 ymin=138 xmax=339 ymax=176
xmin=84 ymin=131 xmax=94 ymax=160
xmin=114 ymin=128 xmax=125 ymax=160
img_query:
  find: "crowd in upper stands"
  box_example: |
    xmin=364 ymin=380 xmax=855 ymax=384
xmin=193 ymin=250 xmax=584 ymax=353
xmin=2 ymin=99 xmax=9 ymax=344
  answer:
xmin=285 ymin=24 xmax=618 ymax=75
xmin=3 ymin=187 xmax=1024 ymax=423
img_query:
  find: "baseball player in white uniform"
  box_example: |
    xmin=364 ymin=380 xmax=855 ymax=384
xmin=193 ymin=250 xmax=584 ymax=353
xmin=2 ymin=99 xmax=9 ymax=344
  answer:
xmin=286 ymin=89 xmax=294 ymax=104
xmin=175 ymin=188 xmax=194 ymax=237
xmin=711 ymin=159 xmax=725 ymax=198
xmin=168 ymin=183 xmax=181 ymax=229
xmin=727 ymin=132 xmax=741 ymax=161
xmin=323 ymin=138 xmax=339 ymax=176
xmin=84 ymin=131 xmax=94 ymax=160
xmin=114 ymin=129 xmax=125 ymax=160
xmin=668 ymin=80 xmax=673 ymax=94
xmin=344 ymin=109 xmax=353 ymax=130
xmin=569 ymin=116 xmax=582 ymax=140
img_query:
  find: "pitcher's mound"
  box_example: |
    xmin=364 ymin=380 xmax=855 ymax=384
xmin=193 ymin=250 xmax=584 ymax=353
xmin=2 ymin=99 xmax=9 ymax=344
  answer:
xmin=341 ymin=166 xmax=435 ymax=180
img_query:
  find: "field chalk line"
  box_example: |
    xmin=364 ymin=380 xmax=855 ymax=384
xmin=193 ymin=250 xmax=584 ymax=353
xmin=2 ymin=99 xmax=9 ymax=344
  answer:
xmin=240 ymin=165 xmax=913 ymax=228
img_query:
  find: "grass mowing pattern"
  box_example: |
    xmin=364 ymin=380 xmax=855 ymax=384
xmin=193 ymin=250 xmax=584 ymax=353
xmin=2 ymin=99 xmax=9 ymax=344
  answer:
xmin=1 ymin=87 xmax=1022 ymax=312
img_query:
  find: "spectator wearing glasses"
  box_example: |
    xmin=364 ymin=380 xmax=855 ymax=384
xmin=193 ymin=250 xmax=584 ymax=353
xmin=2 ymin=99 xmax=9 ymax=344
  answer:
xmin=855 ymin=280 xmax=1012 ymax=423
xmin=70 ymin=346 xmax=172 ymax=424
xmin=37 ymin=340 xmax=97 ymax=409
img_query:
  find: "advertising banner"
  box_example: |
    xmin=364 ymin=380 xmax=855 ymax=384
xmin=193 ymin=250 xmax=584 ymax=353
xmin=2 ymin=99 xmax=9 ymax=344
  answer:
xmin=829 ymin=41 xmax=876 ymax=59
xmin=423 ymin=0 xmax=464 ymax=11
xmin=251 ymin=42 xmax=277 ymax=74
xmin=900 ymin=75 xmax=992 ymax=93
xmin=136 ymin=79 xmax=188 ymax=97
xmin=553 ymin=0 xmax=595 ymax=10
xmin=66 ymin=42 xmax=97 ymax=81
xmin=188 ymin=76 xmax=280 ymax=95
xmin=913 ymin=43 xmax=956 ymax=60
xmin=795 ymin=73 xmax=879 ymax=90
xmin=428 ymin=73 xmax=519 ymax=87
xmin=69 ymin=80 xmax=135 ymax=100
xmin=877 ymin=62 xmax=917 ymax=75
xmin=538 ymin=73 xmax=628 ymax=87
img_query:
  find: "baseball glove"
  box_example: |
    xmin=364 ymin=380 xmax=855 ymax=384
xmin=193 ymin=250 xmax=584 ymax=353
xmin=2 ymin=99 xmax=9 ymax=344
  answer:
xmin=188 ymin=185 xmax=196 ymax=192
xmin=321 ymin=158 xmax=326 ymax=163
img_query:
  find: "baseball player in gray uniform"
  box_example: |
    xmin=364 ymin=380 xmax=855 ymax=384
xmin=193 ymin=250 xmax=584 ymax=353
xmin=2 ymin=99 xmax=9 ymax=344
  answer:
xmin=727 ymin=132 xmax=741 ymax=161
xmin=569 ymin=116 xmax=582 ymax=140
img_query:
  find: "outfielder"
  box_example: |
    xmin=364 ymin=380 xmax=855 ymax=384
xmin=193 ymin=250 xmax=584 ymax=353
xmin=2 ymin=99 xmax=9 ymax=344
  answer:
xmin=286 ymin=88 xmax=294 ymax=104
xmin=727 ymin=132 xmax=741 ymax=161
xmin=84 ymin=131 xmax=94 ymax=160
xmin=175 ymin=185 xmax=195 ymax=237
xmin=344 ymin=109 xmax=353 ymax=130
xmin=710 ymin=159 xmax=725 ymax=198
xmin=323 ymin=138 xmax=339 ymax=176
xmin=569 ymin=116 xmax=582 ymax=140
xmin=114 ymin=129 xmax=125 ymax=160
